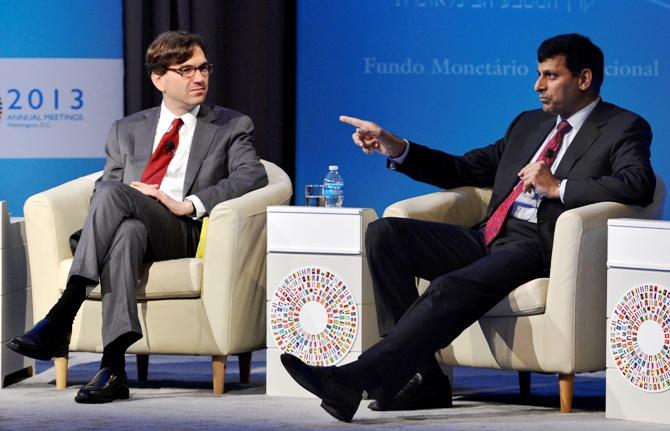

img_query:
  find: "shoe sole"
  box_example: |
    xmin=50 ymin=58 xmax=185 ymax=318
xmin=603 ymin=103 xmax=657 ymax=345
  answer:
xmin=281 ymin=356 xmax=359 ymax=422
xmin=74 ymin=388 xmax=130 ymax=404
xmin=368 ymin=397 xmax=453 ymax=411
xmin=321 ymin=400 xmax=356 ymax=423
xmin=6 ymin=339 xmax=68 ymax=361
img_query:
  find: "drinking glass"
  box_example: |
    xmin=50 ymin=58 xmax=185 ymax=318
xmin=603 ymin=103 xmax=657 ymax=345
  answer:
xmin=304 ymin=184 xmax=325 ymax=207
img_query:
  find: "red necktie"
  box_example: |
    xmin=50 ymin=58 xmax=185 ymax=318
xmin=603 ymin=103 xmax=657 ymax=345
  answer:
xmin=141 ymin=118 xmax=184 ymax=185
xmin=483 ymin=120 xmax=572 ymax=245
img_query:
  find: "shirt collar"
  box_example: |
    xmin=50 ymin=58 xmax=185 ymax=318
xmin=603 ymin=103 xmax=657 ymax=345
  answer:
xmin=158 ymin=102 xmax=201 ymax=132
xmin=558 ymin=97 xmax=600 ymax=134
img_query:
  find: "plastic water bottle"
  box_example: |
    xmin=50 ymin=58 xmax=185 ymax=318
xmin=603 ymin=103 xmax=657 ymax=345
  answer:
xmin=323 ymin=165 xmax=344 ymax=207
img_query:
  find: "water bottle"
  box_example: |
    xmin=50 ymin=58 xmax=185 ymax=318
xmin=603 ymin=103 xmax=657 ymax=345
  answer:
xmin=323 ymin=165 xmax=344 ymax=207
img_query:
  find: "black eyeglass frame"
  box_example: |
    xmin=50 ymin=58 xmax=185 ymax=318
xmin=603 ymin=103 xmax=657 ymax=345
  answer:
xmin=166 ymin=63 xmax=214 ymax=78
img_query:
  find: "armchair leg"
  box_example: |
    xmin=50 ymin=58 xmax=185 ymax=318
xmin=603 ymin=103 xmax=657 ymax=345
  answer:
xmin=136 ymin=354 xmax=149 ymax=381
xmin=238 ymin=352 xmax=252 ymax=384
xmin=518 ymin=371 xmax=531 ymax=400
xmin=212 ymin=355 xmax=227 ymax=395
xmin=54 ymin=356 xmax=68 ymax=389
xmin=559 ymin=373 xmax=575 ymax=413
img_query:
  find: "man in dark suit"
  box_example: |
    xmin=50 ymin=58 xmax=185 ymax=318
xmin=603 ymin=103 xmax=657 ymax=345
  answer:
xmin=281 ymin=34 xmax=655 ymax=422
xmin=8 ymin=31 xmax=267 ymax=403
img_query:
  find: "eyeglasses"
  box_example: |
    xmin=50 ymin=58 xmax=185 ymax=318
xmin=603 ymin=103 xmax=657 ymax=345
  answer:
xmin=166 ymin=63 xmax=214 ymax=78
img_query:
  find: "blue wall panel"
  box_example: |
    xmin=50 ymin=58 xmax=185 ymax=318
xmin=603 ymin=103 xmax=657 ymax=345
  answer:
xmin=0 ymin=0 xmax=123 ymax=216
xmin=296 ymin=0 xmax=670 ymax=217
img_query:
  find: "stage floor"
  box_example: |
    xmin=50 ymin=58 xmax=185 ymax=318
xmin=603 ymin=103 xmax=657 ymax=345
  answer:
xmin=0 ymin=350 xmax=663 ymax=430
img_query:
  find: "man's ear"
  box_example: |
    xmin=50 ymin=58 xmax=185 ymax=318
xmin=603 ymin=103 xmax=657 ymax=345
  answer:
xmin=151 ymin=72 xmax=166 ymax=93
xmin=578 ymin=68 xmax=593 ymax=92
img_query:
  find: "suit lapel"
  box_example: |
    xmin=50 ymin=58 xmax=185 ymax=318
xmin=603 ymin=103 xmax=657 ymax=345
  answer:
xmin=133 ymin=108 xmax=160 ymax=180
xmin=554 ymin=102 xmax=608 ymax=178
xmin=183 ymin=104 xmax=219 ymax=195
xmin=520 ymin=117 xmax=556 ymax=166
xmin=499 ymin=116 xmax=556 ymax=197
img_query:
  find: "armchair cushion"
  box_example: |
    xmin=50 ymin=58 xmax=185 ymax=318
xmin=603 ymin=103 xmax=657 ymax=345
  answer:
xmin=59 ymin=257 xmax=203 ymax=300
xmin=486 ymin=277 xmax=548 ymax=317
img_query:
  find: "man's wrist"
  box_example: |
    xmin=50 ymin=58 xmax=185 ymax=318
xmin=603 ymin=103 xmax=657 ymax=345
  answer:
xmin=548 ymin=178 xmax=562 ymax=199
xmin=389 ymin=136 xmax=408 ymax=158
xmin=389 ymin=139 xmax=411 ymax=165
xmin=185 ymin=195 xmax=206 ymax=218
xmin=184 ymin=199 xmax=195 ymax=216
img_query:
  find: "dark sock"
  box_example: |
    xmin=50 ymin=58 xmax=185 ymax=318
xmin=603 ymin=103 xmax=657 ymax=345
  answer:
xmin=418 ymin=357 xmax=444 ymax=381
xmin=45 ymin=276 xmax=91 ymax=327
xmin=100 ymin=332 xmax=140 ymax=373
xmin=100 ymin=350 xmax=126 ymax=373
xmin=336 ymin=357 xmax=380 ymax=392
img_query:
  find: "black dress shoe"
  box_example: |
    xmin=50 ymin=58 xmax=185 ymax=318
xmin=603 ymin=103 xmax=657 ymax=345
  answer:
xmin=368 ymin=371 xmax=453 ymax=411
xmin=74 ymin=368 xmax=129 ymax=404
xmin=280 ymin=353 xmax=362 ymax=422
xmin=7 ymin=319 xmax=71 ymax=361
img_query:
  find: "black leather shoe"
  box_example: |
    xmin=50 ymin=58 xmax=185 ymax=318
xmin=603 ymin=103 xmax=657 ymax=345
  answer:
xmin=280 ymin=353 xmax=362 ymax=422
xmin=74 ymin=368 xmax=130 ymax=404
xmin=368 ymin=371 xmax=453 ymax=411
xmin=7 ymin=319 xmax=71 ymax=361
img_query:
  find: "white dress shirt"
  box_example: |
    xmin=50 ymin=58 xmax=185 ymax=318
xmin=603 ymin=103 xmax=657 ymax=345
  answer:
xmin=152 ymin=102 xmax=206 ymax=218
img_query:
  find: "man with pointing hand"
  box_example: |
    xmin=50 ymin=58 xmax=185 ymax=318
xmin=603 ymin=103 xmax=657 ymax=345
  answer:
xmin=280 ymin=33 xmax=655 ymax=422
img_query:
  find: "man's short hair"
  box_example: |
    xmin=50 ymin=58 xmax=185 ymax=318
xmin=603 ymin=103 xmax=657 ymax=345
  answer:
xmin=145 ymin=30 xmax=206 ymax=76
xmin=538 ymin=33 xmax=604 ymax=94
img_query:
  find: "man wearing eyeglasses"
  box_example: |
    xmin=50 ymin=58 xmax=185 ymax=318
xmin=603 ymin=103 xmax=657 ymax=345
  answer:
xmin=8 ymin=30 xmax=268 ymax=403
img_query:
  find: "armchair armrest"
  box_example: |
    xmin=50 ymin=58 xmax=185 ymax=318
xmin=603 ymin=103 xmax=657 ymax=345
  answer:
xmin=201 ymin=160 xmax=293 ymax=353
xmin=23 ymin=172 xmax=100 ymax=320
xmin=383 ymin=186 xmax=492 ymax=226
xmin=543 ymin=201 xmax=649 ymax=372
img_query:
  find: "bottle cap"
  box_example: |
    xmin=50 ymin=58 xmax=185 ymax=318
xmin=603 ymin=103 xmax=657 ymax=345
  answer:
xmin=329 ymin=165 xmax=339 ymax=171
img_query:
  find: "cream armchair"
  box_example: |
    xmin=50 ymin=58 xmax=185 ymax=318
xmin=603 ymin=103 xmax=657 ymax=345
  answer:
xmin=384 ymin=175 xmax=666 ymax=412
xmin=23 ymin=160 xmax=292 ymax=393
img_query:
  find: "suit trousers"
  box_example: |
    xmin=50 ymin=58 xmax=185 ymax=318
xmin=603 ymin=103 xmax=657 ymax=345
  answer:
xmin=68 ymin=181 xmax=202 ymax=347
xmin=360 ymin=217 xmax=546 ymax=399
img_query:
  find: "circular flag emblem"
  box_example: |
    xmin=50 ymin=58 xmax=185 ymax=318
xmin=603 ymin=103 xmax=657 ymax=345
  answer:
xmin=270 ymin=266 xmax=358 ymax=366
xmin=609 ymin=283 xmax=670 ymax=393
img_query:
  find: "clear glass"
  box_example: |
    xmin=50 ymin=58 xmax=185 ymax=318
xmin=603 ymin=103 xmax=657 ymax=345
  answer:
xmin=304 ymin=184 xmax=325 ymax=207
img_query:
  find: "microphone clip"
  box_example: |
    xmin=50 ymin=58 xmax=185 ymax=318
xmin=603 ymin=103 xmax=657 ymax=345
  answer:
xmin=165 ymin=140 xmax=176 ymax=156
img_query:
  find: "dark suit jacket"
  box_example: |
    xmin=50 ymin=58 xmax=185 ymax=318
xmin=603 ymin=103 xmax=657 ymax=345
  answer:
xmin=393 ymin=100 xmax=656 ymax=261
xmin=98 ymin=104 xmax=268 ymax=214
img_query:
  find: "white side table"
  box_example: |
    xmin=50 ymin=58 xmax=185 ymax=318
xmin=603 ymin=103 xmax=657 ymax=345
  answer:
xmin=606 ymin=218 xmax=670 ymax=424
xmin=266 ymin=206 xmax=379 ymax=397
xmin=0 ymin=202 xmax=34 ymax=386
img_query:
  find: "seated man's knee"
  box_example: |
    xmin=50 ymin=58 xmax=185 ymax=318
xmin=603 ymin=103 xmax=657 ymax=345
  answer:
xmin=115 ymin=219 xmax=148 ymax=245
xmin=92 ymin=180 xmax=131 ymax=204
xmin=365 ymin=218 xmax=397 ymax=251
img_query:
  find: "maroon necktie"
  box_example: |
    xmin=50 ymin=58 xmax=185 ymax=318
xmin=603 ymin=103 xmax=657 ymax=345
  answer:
xmin=141 ymin=118 xmax=184 ymax=185
xmin=483 ymin=120 xmax=572 ymax=245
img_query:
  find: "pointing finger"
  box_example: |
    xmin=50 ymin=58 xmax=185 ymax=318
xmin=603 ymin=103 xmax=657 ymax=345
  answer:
xmin=339 ymin=115 xmax=366 ymax=128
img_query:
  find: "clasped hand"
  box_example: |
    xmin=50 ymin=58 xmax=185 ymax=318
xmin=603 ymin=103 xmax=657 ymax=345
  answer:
xmin=130 ymin=182 xmax=194 ymax=216
xmin=518 ymin=161 xmax=561 ymax=199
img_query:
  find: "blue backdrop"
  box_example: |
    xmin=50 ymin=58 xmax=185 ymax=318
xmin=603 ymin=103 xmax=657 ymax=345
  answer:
xmin=0 ymin=0 xmax=122 ymax=217
xmin=1 ymin=1 xmax=668 ymax=219
xmin=296 ymin=0 xmax=670 ymax=217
